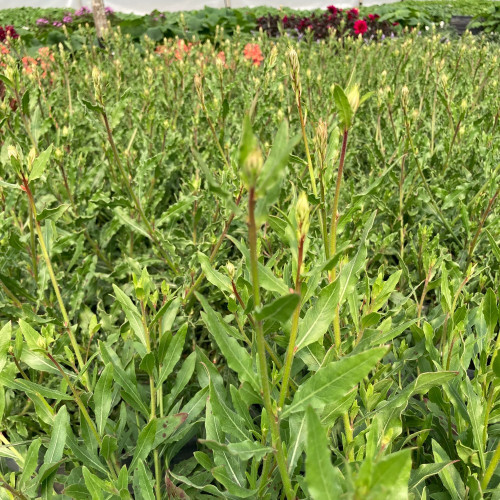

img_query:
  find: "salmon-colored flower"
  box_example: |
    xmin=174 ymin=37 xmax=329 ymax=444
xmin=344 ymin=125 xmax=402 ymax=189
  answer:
xmin=22 ymin=56 xmax=38 ymax=74
xmin=216 ymin=51 xmax=226 ymax=64
xmin=243 ymin=43 xmax=263 ymax=66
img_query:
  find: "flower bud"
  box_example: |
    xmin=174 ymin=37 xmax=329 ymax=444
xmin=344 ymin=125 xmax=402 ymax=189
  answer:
xmin=401 ymin=86 xmax=409 ymax=108
xmin=347 ymin=84 xmax=360 ymax=114
xmin=241 ymin=146 xmax=263 ymax=188
xmin=226 ymin=262 xmax=235 ymax=280
xmin=295 ymin=191 xmax=310 ymax=238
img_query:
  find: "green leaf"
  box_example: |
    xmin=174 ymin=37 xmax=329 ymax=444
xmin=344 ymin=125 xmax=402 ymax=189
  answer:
xmin=114 ymin=207 xmax=151 ymax=240
xmin=227 ymin=441 xmax=273 ymax=461
xmin=44 ymin=405 xmax=69 ymax=463
xmin=199 ymin=294 xmax=259 ymax=392
xmin=153 ymin=413 xmax=188 ymax=447
xmin=19 ymin=438 xmax=42 ymax=489
xmin=133 ymin=460 xmax=155 ymax=500
xmin=99 ymin=342 xmax=149 ymax=417
xmin=0 ymin=322 xmax=12 ymax=373
xmin=164 ymin=351 xmax=196 ymax=413
xmin=36 ymin=204 xmax=69 ymax=222
xmin=112 ymin=284 xmax=147 ymax=348
xmin=486 ymin=229 xmax=500 ymax=262
xmin=367 ymin=449 xmax=412 ymax=499
xmin=19 ymin=319 xmax=43 ymax=352
xmin=211 ymin=466 xmax=256 ymax=498
xmin=255 ymin=293 xmax=300 ymax=323
xmin=432 ymin=439 xmax=465 ymax=500
xmin=409 ymin=461 xmax=458 ymax=491
xmin=209 ymin=382 xmax=250 ymax=441
xmin=333 ymin=85 xmax=353 ymax=130
xmin=157 ymin=323 xmax=188 ymax=387
xmin=130 ymin=419 xmax=157 ymax=470
xmin=483 ymin=288 xmax=498 ymax=336
xmin=65 ymin=428 xmax=108 ymax=475
xmin=0 ymin=374 xmax=72 ymax=401
xmin=285 ymin=347 xmax=386 ymax=416
xmin=93 ymin=364 xmax=113 ymax=437
xmin=82 ymin=467 xmax=107 ymax=500
xmin=296 ymin=282 xmax=339 ymax=352
xmin=198 ymin=252 xmax=232 ymax=293
xmin=305 ymin=406 xmax=343 ymax=500
xmin=463 ymin=379 xmax=485 ymax=469
xmin=29 ymin=144 xmax=53 ymax=182
xmin=493 ymin=354 xmax=500 ymax=379
xmin=100 ymin=435 xmax=117 ymax=461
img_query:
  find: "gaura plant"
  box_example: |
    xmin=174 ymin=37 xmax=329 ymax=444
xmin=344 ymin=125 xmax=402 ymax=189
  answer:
xmin=0 ymin=25 xmax=499 ymax=499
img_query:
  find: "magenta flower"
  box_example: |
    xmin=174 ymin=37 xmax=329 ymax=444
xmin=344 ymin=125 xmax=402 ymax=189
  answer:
xmin=63 ymin=15 xmax=73 ymax=23
xmin=36 ymin=18 xmax=50 ymax=26
xmin=105 ymin=6 xmax=114 ymax=15
xmin=75 ymin=6 xmax=91 ymax=16
xmin=53 ymin=21 xmax=63 ymax=27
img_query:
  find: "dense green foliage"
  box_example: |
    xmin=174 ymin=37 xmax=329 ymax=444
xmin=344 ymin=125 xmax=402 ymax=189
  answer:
xmin=0 ymin=21 xmax=499 ymax=500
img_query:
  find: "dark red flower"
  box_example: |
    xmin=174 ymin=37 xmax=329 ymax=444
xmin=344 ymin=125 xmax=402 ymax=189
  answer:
xmin=368 ymin=14 xmax=380 ymax=21
xmin=327 ymin=5 xmax=337 ymax=15
xmin=347 ymin=8 xmax=359 ymax=20
xmin=283 ymin=15 xmax=288 ymax=24
xmin=0 ymin=25 xmax=19 ymax=42
xmin=353 ymin=19 xmax=368 ymax=35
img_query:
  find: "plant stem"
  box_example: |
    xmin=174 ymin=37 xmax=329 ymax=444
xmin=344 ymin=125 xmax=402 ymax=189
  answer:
xmin=248 ymin=187 xmax=294 ymax=500
xmin=343 ymin=412 xmax=354 ymax=461
xmin=329 ymin=129 xmax=349 ymax=349
xmin=23 ymin=178 xmax=88 ymax=390
xmin=278 ymin=234 xmax=304 ymax=408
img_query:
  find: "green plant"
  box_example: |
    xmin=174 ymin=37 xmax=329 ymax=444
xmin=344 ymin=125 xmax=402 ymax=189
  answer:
xmin=0 ymin=23 xmax=499 ymax=499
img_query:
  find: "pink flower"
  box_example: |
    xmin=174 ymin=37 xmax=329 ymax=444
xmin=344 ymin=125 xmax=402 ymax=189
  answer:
xmin=353 ymin=19 xmax=368 ymax=35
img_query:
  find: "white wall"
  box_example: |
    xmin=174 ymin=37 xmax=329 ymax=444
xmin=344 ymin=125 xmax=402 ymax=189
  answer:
xmin=1 ymin=0 xmax=495 ymax=15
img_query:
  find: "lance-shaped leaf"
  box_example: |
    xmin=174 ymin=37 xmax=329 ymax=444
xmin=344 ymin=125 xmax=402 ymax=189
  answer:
xmin=112 ymin=285 xmax=147 ymax=348
xmin=198 ymin=252 xmax=232 ymax=294
xmin=157 ymin=323 xmax=188 ymax=388
xmin=296 ymin=281 xmax=339 ymax=352
xmin=305 ymin=406 xmax=343 ymax=500
xmin=333 ymin=85 xmax=353 ymax=130
xmin=255 ymin=293 xmax=300 ymax=324
xmin=284 ymin=347 xmax=387 ymax=416
xmin=199 ymin=294 xmax=259 ymax=392
xmin=93 ymin=364 xmax=114 ymax=437
xmin=130 ymin=419 xmax=157 ymax=470
xmin=432 ymin=439 xmax=465 ymax=500
xmin=283 ymin=347 xmax=387 ymax=417
xmin=29 ymin=144 xmax=53 ymax=182
xmin=366 ymin=449 xmax=412 ymax=499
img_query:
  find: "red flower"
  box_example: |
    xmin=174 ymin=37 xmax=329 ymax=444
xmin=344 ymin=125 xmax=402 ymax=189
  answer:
xmin=327 ymin=5 xmax=337 ymax=15
xmin=347 ymin=8 xmax=359 ymax=20
xmin=283 ymin=15 xmax=288 ymax=24
xmin=243 ymin=43 xmax=264 ymax=66
xmin=353 ymin=19 xmax=368 ymax=35
xmin=368 ymin=14 xmax=380 ymax=21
